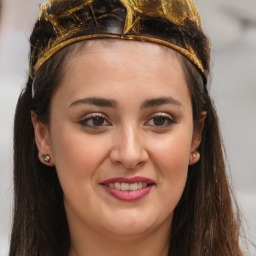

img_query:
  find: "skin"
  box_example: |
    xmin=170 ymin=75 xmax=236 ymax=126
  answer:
xmin=32 ymin=40 xmax=204 ymax=256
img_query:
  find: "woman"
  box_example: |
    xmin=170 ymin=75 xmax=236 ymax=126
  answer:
xmin=10 ymin=0 xmax=243 ymax=255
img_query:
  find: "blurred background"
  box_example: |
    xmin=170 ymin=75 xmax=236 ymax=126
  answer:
xmin=0 ymin=0 xmax=255 ymax=255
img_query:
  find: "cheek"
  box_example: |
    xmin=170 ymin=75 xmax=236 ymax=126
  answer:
xmin=50 ymin=125 xmax=109 ymax=184
xmin=151 ymin=129 xmax=192 ymax=172
xmin=149 ymin=130 xmax=192 ymax=205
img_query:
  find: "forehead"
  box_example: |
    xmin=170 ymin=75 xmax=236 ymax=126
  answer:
xmin=54 ymin=39 xmax=190 ymax=107
xmin=62 ymin=39 xmax=185 ymax=82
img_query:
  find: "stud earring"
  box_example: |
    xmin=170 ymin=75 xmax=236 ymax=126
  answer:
xmin=42 ymin=154 xmax=51 ymax=163
xmin=189 ymin=151 xmax=200 ymax=165
xmin=192 ymin=151 xmax=198 ymax=159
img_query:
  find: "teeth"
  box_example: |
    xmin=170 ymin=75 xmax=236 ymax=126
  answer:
xmin=121 ymin=182 xmax=130 ymax=191
xmin=114 ymin=182 xmax=121 ymax=190
xmin=129 ymin=183 xmax=138 ymax=190
xmin=107 ymin=182 xmax=150 ymax=191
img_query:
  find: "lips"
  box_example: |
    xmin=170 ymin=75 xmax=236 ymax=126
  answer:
xmin=100 ymin=176 xmax=155 ymax=201
xmin=106 ymin=181 xmax=148 ymax=191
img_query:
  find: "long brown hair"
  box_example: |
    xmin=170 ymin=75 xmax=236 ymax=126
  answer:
xmin=10 ymin=5 xmax=243 ymax=256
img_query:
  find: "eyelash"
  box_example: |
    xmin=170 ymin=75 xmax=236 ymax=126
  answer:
xmin=144 ymin=113 xmax=175 ymax=128
xmin=79 ymin=113 xmax=175 ymax=129
xmin=79 ymin=113 xmax=111 ymax=129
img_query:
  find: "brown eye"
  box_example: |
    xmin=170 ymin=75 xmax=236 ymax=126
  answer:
xmin=92 ymin=116 xmax=105 ymax=126
xmin=145 ymin=113 xmax=175 ymax=128
xmin=79 ymin=114 xmax=111 ymax=129
xmin=152 ymin=116 xmax=166 ymax=126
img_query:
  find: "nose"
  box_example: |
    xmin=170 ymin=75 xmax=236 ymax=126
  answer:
xmin=109 ymin=125 xmax=149 ymax=169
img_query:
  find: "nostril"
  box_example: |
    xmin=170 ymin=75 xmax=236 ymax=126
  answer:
xmin=112 ymin=159 xmax=145 ymax=169
xmin=109 ymin=137 xmax=149 ymax=168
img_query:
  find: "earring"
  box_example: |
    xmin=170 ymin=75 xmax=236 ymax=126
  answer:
xmin=192 ymin=151 xmax=198 ymax=159
xmin=189 ymin=151 xmax=200 ymax=165
xmin=42 ymin=154 xmax=51 ymax=163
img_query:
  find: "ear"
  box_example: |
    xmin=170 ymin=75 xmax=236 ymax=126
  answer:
xmin=189 ymin=111 xmax=207 ymax=165
xmin=31 ymin=111 xmax=55 ymax=166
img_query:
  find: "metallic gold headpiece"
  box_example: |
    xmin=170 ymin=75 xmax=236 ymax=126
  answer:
xmin=30 ymin=0 xmax=210 ymax=80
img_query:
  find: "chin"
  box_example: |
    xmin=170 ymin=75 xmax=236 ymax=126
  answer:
xmin=100 ymin=209 xmax=172 ymax=239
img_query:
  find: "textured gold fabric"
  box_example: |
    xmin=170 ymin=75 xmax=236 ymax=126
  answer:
xmin=31 ymin=0 xmax=206 ymax=78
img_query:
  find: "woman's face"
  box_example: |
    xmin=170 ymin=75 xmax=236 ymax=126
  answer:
xmin=35 ymin=40 xmax=202 ymax=240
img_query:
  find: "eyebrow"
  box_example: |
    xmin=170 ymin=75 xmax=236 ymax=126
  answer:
xmin=69 ymin=97 xmax=118 ymax=109
xmin=141 ymin=97 xmax=183 ymax=109
xmin=69 ymin=96 xmax=183 ymax=109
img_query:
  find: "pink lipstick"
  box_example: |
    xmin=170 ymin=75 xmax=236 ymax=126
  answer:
xmin=100 ymin=176 xmax=155 ymax=201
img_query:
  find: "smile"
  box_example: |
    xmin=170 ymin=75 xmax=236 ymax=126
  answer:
xmin=104 ymin=182 xmax=149 ymax=191
xmin=100 ymin=177 xmax=155 ymax=201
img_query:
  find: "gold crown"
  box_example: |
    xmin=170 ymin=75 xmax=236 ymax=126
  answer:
xmin=30 ymin=0 xmax=207 ymax=78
